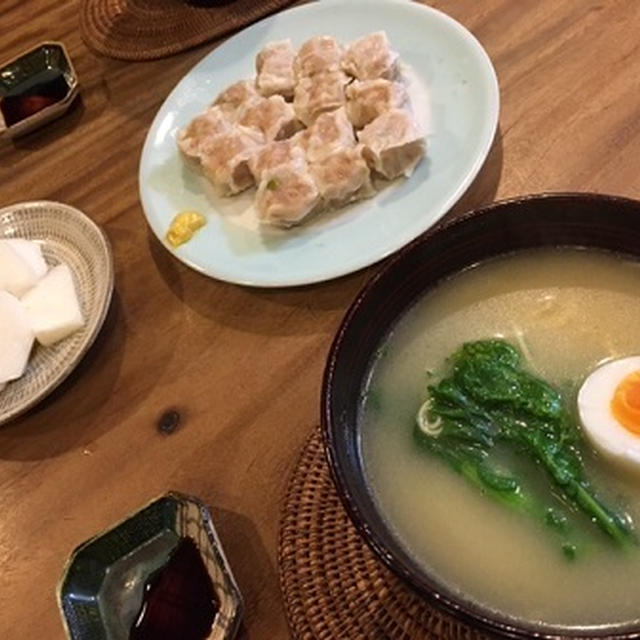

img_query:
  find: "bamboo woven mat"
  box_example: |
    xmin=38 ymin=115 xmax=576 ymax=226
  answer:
xmin=278 ymin=428 xmax=488 ymax=640
xmin=80 ymin=0 xmax=297 ymax=61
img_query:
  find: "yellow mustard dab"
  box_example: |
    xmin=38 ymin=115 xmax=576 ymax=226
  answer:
xmin=166 ymin=210 xmax=206 ymax=248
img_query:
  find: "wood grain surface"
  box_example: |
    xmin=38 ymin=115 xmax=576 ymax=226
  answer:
xmin=1 ymin=1 xmax=640 ymax=638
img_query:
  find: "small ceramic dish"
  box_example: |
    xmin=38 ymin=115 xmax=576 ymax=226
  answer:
xmin=58 ymin=492 xmax=244 ymax=640
xmin=0 ymin=41 xmax=79 ymax=138
xmin=0 ymin=201 xmax=113 ymax=426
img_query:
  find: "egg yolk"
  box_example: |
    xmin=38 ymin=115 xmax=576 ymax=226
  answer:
xmin=611 ymin=370 xmax=640 ymax=435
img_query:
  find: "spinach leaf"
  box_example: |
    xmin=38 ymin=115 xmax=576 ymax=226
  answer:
xmin=416 ymin=339 xmax=635 ymax=554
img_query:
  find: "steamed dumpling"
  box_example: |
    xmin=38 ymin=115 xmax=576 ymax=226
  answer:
xmin=177 ymin=107 xmax=234 ymax=161
xmin=255 ymin=164 xmax=321 ymax=227
xmin=293 ymin=71 xmax=350 ymax=126
xmin=310 ymin=146 xmax=375 ymax=207
xmin=212 ymin=80 xmax=261 ymax=118
xmin=342 ymin=31 xmax=399 ymax=81
xmin=238 ymin=95 xmax=301 ymax=142
xmin=249 ymin=138 xmax=308 ymax=182
xmin=358 ymin=109 xmax=425 ymax=179
xmin=200 ymin=127 xmax=265 ymax=195
xmin=177 ymin=31 xmax=427 ymax=229
xmin=294 ymin=36 xmax=343 ymax=79
xmin=346 ymin=79 xmax=408 ymax=129
xmin=256 ymin=40 xmax=296 ymax=99
xmin=304 ymin=107 xmax=356 ymax=163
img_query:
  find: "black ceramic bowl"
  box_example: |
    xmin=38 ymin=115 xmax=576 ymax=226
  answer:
xmin=322 ymin=193 xmax=640 ymax=639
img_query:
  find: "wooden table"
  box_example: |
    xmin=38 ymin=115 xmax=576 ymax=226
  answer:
xmin=2 ymin=1 xmax=640 ymax=637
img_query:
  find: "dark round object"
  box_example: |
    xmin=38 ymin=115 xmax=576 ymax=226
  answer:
xmin=321 ymin=193 xmax=640 ymax=639
xmin=157 ymin=409 xmax=181 ymax=435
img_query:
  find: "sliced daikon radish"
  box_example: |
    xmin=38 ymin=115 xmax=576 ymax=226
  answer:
xmin=3 ymin=239 xmax=48 ymax=280
xmin=0 ymin=242 xmax=42 ymax=298
xmin=21 ymin=264 xmax=84 ymax=347
xmin=0 ymin=291 xmax=35 ymax=382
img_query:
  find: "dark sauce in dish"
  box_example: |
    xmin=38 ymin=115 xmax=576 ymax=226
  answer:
xmin=130 ymin=536 xmax=218 ymax=640
xmin=0 ymin=69 xmax=69 ymax=126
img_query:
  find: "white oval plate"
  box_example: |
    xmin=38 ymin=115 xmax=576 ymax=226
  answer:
xmin=0 ymin=201 xmax=114 ymax=425
xmin=139 ymin=0 xmax=499 ymax=287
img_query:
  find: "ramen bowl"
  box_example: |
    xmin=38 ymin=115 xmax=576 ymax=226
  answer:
xmin=322 ymin=193 xmax=640 ymax=638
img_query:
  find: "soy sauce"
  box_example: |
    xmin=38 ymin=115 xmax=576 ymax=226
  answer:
xmin=0 ymin=69 xmax=69 ymax=126
xmin=130 ymin=537 xmax=219 ymax=640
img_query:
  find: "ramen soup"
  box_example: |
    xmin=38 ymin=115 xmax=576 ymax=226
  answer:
xmin=361 ymin=247 xmax=640 ymax=628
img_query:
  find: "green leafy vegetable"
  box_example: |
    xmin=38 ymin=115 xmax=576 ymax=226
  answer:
xmin=415 ymin=339 xmax=635 ymax=553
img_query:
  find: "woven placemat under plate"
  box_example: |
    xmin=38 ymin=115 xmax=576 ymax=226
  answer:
xmin=80 ymin=0 xmax=297 ymax=61
xmin=278 ymin=429 xmax=488 ymax=640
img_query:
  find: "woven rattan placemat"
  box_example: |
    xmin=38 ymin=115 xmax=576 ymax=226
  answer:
xmin=278 ymin=429 xmax=487 ymax=639
xmin=80 ymin=0 xmax=297 ymax=61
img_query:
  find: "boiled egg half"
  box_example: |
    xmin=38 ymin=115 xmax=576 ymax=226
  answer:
xmin=578 ymin=357 xmax=640 ymax=469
